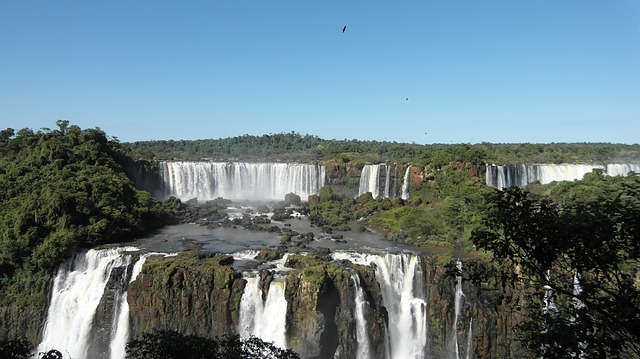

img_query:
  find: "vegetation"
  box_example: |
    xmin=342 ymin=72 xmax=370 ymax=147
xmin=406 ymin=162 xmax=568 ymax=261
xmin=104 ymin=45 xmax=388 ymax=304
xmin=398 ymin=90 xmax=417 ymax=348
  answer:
xmin=0 ymin=121 xmax=168 ymax=308
xmin=128 ymin=132 xmax=640 ymax=164
xmin=125 ymin=331 xmax=300 ymax=359
xmin=0 ymin=332 xmax=300 ymax=359
xmin=471 ymin=174 xmax=640 ymax=358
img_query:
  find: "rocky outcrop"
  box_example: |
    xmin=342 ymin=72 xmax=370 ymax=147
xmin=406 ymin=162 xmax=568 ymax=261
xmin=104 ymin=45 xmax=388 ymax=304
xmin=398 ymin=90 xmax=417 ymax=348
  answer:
xmin=284 ymin=254 xmax=387 ymax=359
xmin=127 ymin=252 xmax=245 ymax=338
xmin=121 ymin=251 xmax=526 ymax=359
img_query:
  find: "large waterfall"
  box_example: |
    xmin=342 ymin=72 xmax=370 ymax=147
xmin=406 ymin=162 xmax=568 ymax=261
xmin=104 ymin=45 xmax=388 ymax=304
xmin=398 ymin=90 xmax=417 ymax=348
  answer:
xmin=238 ymin=275 xmax=288 ymax=349
xmin=358 ymin=164 xmax=411 ymax=199
xmin=485 ymin=163 xmax=640 ymax=189
xmin=332 ymin=252 xmax=428 ymax=359
xmin=37 ymin=248 xmax=144 ymax=359
xmin=157 ymin=161 xmax=325 ymax=201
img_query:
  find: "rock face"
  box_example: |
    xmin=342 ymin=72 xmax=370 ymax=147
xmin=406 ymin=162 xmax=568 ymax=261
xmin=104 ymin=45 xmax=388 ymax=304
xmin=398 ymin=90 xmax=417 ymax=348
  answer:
xmin=124 ymin=252 xmax=526 ymax=359
xmin=4 ymin=250 xmax=526 ymax=358
xmin=283 ymin=255 xmax=387 ymax=359
xmin=127 ymin=253 xmax=246 ymax=338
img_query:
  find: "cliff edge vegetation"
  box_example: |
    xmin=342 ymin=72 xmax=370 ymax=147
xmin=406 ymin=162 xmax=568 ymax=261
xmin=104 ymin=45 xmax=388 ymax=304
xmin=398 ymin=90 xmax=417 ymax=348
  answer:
xmin=0 ymin=122 xmax=169 ymax=334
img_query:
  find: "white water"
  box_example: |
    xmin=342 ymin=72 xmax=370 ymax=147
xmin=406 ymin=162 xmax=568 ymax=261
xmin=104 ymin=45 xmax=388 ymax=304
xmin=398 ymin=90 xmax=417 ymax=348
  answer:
xmin=383 ymin=165 xmax=392 ymax=199
xmin=158 ymin=161 xmax=325 ymax=201
xmin=465 ymin=318 xmax=473 ymax=359
xmin=486 ymin=163 xmax=640 ymax=189
xmin=352 ymin=273 xmax=372 ymax=359
xmin=358 ymin=164 xmax=400 ymax=199
xmin=232 ymin=250 xmax=260 ymax=261
xmin=332 ymin=252 xmax=428 ymax=359
xmin=451 ymin=260 xmax=465 ymax=359
xmin=238 ymin=275 xmax=288 ymax=349
xmin=606 ymin=163 xmax=640 ymax=177
xmin=37 ymin=247 xmax=138 ymax=359
xmin=108 ymin=254 xmax=149 ymax=359
xmin=359 ymin=164 xmax=382 ymax=199
xmin=401 ymin=166 xmax=411 ymax=200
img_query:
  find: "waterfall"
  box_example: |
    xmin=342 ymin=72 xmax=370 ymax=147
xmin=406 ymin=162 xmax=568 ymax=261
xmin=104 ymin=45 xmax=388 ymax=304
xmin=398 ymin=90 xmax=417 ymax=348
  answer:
xmin=358 ymin=164 xmax=397 ymax=199
xmin=450 ymin=260 xmax=465 ymax=359
xmin=465 ymin=318 xmax=473 ymax=359
xmin=158 ymin=161 xmax=325 ymax=201
xmin=606 ymin=164 xmax=640 ymax=177
xmin=359 ymin=165 xmax=382 ymax=199
xmin=373 ymin=253 xmax=428 ymax=359
xmin=485 ymin=164 xmax=601 ymax=188
xmin=352 ymin=272 xmax=372 ymax=359
xmin=401 ymin=166 xmax=411 ymax=200
xmin=333 ymin=252 xmax=428 ymax=359
xmin=108 ymin=254 xmax=149 ymax=359
xmin=37 ymin=247 xmax=139 ymax=359
xmin=486 ymin=163 xmax=640 ymax=188
xmin=238 ymin=275 xmax=288 ymax=349
xmin=383 ymin=165 xmax=392 ymax=199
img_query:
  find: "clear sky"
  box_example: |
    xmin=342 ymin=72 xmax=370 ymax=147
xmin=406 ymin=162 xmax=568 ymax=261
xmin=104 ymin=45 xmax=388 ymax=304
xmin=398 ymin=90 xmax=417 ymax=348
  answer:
xmin=1 ymin=1 xmax=639 ymax=144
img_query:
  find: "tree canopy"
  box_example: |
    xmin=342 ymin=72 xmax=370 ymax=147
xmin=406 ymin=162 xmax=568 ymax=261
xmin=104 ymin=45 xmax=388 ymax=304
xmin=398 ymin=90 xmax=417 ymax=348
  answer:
xmin=471 ymin=174 xmax=640 ymax=358
xmin=125 ymin=331 xmax=300 ymax=359
xmin=0 ymin=123 xmax=167 ymax=308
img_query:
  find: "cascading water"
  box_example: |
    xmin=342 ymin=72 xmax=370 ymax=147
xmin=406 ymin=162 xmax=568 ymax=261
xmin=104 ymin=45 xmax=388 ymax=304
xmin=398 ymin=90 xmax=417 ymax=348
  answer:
xmin=158 ymin=161 xmax=325 ymax=201
xmin=606 ymin=164 xmax=640 ymax=177
xmin=332 ymin=252 xmax=428 ymax=359
xmin=37 ymin=247 xmax=141 ymax=359
xmin=383 ymin=165 xmax=392 ymax=199
xmin=108 ymin=254 xmax=149 ymax=359
xmin=401 ymin=166 xmax=411 ymax=200
xmin=359 ymin=165 xmax=382 ymax=199
xmin=465 ymin=318 xmax=473 ymax=359
xmin=351 ymin=272 xmax=372 ymax=359
xmin=486 ymin=163 xmax=640 ymax=189
xmin=238 ymin=274 xmax=288 ymax=349
xmin=450 ymin=260 xmax=465 ymax=359
xmin=358 ymin=164 xmax=398 ymax=199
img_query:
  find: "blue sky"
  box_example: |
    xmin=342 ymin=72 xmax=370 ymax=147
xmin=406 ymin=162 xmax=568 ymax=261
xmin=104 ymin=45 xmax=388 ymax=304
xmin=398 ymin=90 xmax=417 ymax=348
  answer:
xmin=1 ymin=1 xmax=639 ymax=144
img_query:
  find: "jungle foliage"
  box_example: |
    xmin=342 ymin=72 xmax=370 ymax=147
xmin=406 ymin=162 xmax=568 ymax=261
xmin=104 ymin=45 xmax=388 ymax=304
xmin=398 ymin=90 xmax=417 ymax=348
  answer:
xmin=128 ymin=132 xmax=640 ymax=165
xmin=471 ymin=174 xmax=640 ymax=358
xmin=125 ymin=331 xmax=300 ymax=359
xmin=0 ymin=121 xmax=168 ymax=307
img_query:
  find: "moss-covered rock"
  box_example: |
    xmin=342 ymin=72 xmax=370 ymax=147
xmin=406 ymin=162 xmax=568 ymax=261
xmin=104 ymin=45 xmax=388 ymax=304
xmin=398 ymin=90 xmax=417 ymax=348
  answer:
xmin=127 ymin=252 xmax=245 ymax=338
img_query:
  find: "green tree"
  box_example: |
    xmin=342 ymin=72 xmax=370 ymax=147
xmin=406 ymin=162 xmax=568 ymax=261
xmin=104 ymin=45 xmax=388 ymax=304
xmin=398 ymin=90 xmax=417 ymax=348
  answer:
xmin=125 ymin=331 xmax=300 ymax=359
xmin=471 ymin=181 xmax=640 ymax=358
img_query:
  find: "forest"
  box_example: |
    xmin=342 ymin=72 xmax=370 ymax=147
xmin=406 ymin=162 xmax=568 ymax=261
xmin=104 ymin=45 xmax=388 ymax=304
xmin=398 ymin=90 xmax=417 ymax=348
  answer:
xmin=128 ymin=131 xmax=640 ymax=165
xmin=0 ymin=121 xmax=170 ymax=311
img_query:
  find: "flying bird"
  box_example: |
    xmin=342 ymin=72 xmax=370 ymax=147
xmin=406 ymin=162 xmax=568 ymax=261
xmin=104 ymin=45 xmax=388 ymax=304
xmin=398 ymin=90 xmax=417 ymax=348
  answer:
xmin=342 ymin=26 xmax=347 ymax=33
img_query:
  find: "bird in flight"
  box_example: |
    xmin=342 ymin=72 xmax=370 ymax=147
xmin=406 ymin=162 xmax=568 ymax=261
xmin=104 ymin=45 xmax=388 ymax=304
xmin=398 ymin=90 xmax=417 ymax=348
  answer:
xmin=342 ymin=26 xmax=347 ymax=33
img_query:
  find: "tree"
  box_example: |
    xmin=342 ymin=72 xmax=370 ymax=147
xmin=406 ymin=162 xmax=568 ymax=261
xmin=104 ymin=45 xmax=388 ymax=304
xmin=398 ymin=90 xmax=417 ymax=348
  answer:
xmin=471 ymin=179 xmax=640 ymax=358
xmin=125 ymin=331 xmax=300 ymax=359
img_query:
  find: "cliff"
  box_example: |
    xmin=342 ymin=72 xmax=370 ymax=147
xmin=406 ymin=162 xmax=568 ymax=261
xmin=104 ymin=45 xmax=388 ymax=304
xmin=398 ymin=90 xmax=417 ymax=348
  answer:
xmin=123 ymin=251 xmax=526 ymax=359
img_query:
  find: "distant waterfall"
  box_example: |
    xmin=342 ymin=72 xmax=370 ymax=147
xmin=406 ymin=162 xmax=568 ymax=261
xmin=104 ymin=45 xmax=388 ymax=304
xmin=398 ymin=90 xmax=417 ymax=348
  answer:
xmin=606 ymin=164 xmax=640 ymax=177
xmin=352 ymin=273 xmax=372 ymax=359
xmin=37 ymin=247 xmax=142 ymax=359
xmin=158 ymin=161 xmax=325 ymax=201
xmin=486 ymin=163 xmax=640 ymax=188
xmin=332 ymin=252 xmax=428 ymax=359
xmin=358 ymin=164 xmax=398 ymax=199
xmin=401 ymin=166 xmax=411 ymax=200
xmin=238 ymin=275 xmax=288 ymax=349
xmin=359 ymin=165 xmax=382 ymax=199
